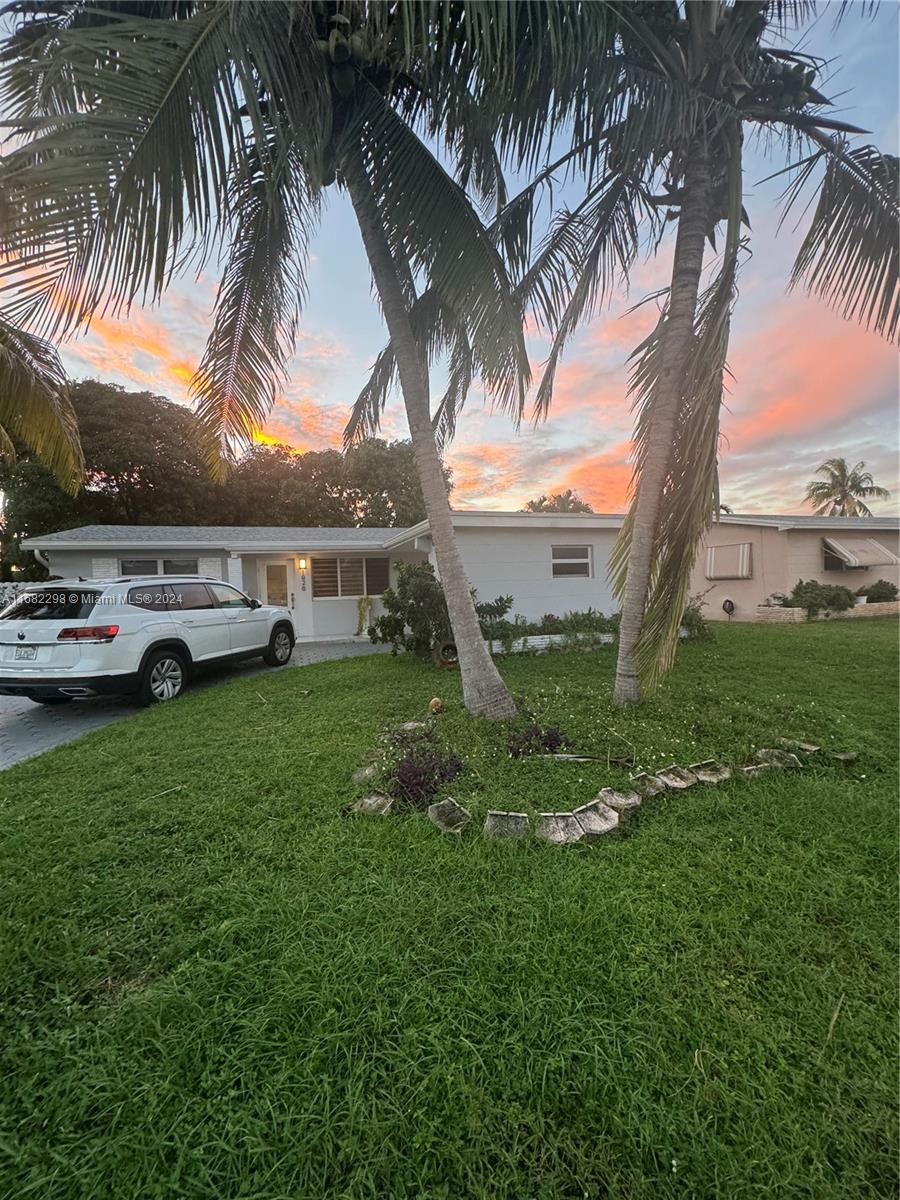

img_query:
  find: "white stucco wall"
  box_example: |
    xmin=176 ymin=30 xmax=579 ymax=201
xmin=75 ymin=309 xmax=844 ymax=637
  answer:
xmin=451 ymin=526 xmax=619 ymax=621
xmin=40 ymin=548 xmax=228 ymax=581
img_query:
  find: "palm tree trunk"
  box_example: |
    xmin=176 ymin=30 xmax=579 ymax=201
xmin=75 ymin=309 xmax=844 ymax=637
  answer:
xmin=613 ymin=145 xmax=711 ymax=707
xmin=344 ymin=147 xmax=516 ymax=719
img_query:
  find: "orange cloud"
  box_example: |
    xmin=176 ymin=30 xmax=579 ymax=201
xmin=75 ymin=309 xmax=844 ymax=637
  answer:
xmin=64 ymin=310 xmax=200 ymax=399
xmin=724 ymin=298 xmax=897 ymax=454
xmin=555 ymin=442 xmax=634 ymax=511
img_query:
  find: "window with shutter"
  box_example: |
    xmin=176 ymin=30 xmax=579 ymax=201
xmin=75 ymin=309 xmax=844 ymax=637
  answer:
xmin=338 ymin=558 xmax=364 ymax=596
xmin=705 ymin=543 xmax=752 ymax=580
xmin=311 ymin=558 xmax=339 ymax=598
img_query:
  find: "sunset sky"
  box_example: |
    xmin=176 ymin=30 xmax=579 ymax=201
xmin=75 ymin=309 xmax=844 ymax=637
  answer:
xmin=57 ymin=5 xmax=898 ymax=517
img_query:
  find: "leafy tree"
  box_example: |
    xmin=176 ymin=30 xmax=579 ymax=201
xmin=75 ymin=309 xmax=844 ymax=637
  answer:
xmin=0 ymin=383 xmax=445 ymax=579
xmin=1 ymin=1 xmax=530 ymax=718
xmin=803 ymin=457 xmax=891 ymax=517
xmin=522 ymin=489 xmax=593 ymax=513
xmin=0 ymin=380 xmax=216 ymax=576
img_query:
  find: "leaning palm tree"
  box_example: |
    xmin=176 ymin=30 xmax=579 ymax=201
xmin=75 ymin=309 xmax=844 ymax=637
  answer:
xmin=467 ymin=0 xmax=897 ymax=705
xmin=804 ymin=458 xmax=891 ymax=517
xmin=0 ymin=1 xmax=539 ymax=717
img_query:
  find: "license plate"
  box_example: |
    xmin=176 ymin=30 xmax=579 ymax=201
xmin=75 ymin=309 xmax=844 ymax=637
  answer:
xmin=14 ymin=646 xmax=36 ymax=661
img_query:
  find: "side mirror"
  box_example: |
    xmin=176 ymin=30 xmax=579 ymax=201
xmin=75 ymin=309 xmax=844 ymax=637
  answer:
xmin=250 ymin=597 xmax=262 ymax=609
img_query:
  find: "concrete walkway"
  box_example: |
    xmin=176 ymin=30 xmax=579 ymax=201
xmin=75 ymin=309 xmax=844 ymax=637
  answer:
xmin=0 ymin=640 xmax=390 ymax=771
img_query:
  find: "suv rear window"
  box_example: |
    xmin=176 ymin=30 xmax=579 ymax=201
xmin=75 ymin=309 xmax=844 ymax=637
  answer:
xmin=127 ymin=584 xmax=176 ymax=612
xmin=0 ymin=589 xmax=100 ymax=621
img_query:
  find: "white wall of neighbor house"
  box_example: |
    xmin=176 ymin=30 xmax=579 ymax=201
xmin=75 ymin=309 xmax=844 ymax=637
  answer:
xmin=445 ymin=526 xmax=620 ymax=621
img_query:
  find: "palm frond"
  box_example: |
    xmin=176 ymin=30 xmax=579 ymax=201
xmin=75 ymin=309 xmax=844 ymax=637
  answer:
xmin=529 ymin=160 xmax=661 ymax=422
xmin=0 ymin=3 xmax=326 ymax=338
xmin=787 ymin=142 xmax=899 ymax=341
xmin=346 ymin=79 xmax=531 ymax=423
xmin=191 ymin=138 xmax=316 ymax=480
xmin=0 ymin=309 xmax=82 ymax=491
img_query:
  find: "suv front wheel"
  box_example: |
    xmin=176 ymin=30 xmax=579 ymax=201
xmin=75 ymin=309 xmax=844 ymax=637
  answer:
xmin=263 ymin=624 xmax=294 ymax=667
xmin=139 ymin=648 xmax=188 ymax=705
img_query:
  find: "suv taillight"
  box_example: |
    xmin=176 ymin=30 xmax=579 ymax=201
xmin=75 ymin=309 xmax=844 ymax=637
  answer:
xmin=57 ymin=625 xmax=119 ymax=642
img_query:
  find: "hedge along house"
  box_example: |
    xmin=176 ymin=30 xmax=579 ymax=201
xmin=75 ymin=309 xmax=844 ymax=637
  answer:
xmin=19 ymin=511 xmax=899 ymax=638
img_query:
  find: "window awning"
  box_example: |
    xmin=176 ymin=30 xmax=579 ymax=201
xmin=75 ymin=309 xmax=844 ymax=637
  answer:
xmin=822 ymin=536 xmax=900 ymax=568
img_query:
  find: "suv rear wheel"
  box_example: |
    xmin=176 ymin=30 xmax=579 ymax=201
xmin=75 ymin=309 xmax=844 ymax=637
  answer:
xmin=263 ymin=624 xmax=294 ymax=667
xmin=139 ymin=648 xmax=187 ymax=705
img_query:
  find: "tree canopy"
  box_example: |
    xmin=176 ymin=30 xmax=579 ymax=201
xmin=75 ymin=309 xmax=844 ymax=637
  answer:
xmin=0 ymin=380 xmax=444 ymax=578
xmin=522 ymin=489 xmax=594 ymax=513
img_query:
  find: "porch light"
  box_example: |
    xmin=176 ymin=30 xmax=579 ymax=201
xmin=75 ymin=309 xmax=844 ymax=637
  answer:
xmin=297 ymin=557 xmax=307 ymax=570
xmin=296 ymin=556 xmax=308 ymax=591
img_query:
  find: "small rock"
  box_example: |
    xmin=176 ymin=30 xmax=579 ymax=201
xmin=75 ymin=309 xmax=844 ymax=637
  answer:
xmin=754 ymin=748 xmax=802 ymax=770
xmin=598 ymin=787 xmax=642 ymax=814
xmin=428 ymin=698 xmax=443 ymax=714
xmin=573 ymin=800 xmax=619 ymax=839
xmin=655 ymin=764 xmax=698 ymax=789
xmin=535 ymin=812 xmax=587 ymax=844
xmin=483 ymin=811 xmax=529 ymax=839
xmin=741 ymin=764 xmax=771 ymax=779
xmin=689 ymin=759 xmax=732 ymax=784
xmin=777 ymin=738 xmax=820 ymax=754
xmin=427 ymin=797 xmax=471 ymax=834
xmin=630 ymin=772 xmax=667 ymax=798
xmin=830 ymin=750 xmax=858 ymax=763
xmin=352 ymin=764 xmax=378 ymax=785
xmin=352 ymin=794 xmax=394 ymax=815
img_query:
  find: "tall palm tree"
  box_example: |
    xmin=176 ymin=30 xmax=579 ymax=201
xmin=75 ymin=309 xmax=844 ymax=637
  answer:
xmin=804 ymin=458 xmax=891 ymax=517
xmin=0 ymin=1 xmax=537 ymax=717
xmin=0 ymin=312 xmax=82 ymax=494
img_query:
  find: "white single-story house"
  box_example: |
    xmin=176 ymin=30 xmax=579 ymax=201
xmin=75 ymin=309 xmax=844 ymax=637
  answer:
xmin=19 ymin=510 xmax=899 ymax=639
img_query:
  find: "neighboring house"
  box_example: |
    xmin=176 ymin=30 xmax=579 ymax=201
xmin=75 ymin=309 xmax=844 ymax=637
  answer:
xmin=20 ymin=511 xmax=899 ymax=639
xmin=690 ymin=514 xmax=899 ymax=620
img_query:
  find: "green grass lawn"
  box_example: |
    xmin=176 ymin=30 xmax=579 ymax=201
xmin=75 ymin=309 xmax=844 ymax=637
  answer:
xmin=1 ymin=621 xmax=897 ymax=1199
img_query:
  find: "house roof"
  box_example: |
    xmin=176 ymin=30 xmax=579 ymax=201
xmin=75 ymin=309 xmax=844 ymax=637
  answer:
xmin=23 ymin=524 xmax=397 ymax=552
xmin=22 ymin=511 xmax=899 ymax=554
xmin=718 ymin=513 xmax=899 ymax=531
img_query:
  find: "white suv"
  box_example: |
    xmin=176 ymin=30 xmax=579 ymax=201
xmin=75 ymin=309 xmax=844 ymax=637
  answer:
xmin=0 ymin=576 xmax=295 ymax=705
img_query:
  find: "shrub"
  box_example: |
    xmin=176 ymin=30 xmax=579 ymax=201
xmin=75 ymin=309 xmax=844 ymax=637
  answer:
xmin=681 ymin=592 xmax=714 ymax=641
xmin=368 ymin=561 xmax=513 ymax=657
xmin=783 ymin=579 xmax=856 ymax=619
xmin=507 ymin=723 xmax=571 ymax=758
xmin=382 ymin=726 xmax=464 ymax=810
xmin=856 ymin=579 xmax=898 ymax=603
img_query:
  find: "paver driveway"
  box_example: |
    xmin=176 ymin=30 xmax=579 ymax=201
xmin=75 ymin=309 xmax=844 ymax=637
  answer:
xmin=0 ymin=640 xmax=390 ymax=770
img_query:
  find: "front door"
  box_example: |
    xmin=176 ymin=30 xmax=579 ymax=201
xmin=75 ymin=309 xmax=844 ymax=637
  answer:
xmin=260 ymin=560 xmax=296 ymax=622
xmin=263 ymin=562 xmax=289 ymax=606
